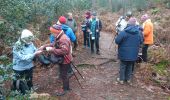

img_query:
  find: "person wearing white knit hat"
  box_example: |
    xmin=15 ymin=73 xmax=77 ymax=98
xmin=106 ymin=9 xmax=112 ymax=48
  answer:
xmin=12 ymin=29 xmax=42 ymax=94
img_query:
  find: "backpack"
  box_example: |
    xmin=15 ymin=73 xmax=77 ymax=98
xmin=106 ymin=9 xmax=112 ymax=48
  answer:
xmin=116 ymin=16 xmax=125 ymax=33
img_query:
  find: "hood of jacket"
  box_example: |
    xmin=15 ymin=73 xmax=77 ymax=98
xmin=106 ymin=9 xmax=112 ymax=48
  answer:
xmin=61 ymin=24 xmax=70 ymax=32
xmin=124 ymin=25 xmax=139 ymax=35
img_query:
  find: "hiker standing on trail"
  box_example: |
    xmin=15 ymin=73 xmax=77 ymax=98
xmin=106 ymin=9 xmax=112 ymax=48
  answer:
xmin=89 ymin=12 xmax=102 ymax=55
xmin=39 ymin=24 xmax=72 ymax=96
xmin=81 ymin=11 xmax=91 ymax=48
xmin=115 ymin=11 xmax=139 ymax=34
xmin=12 ymin=29 xmax=43 ymax=94
xmin=115 ymin=17 xmax=143 ymax=85
xmin=66 ymin=13 xmax=78 ymax=50
xmin=141 ymin=14 xmax=153 ymax=62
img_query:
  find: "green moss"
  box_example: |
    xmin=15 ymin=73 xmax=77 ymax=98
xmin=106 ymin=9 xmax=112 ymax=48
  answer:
xmin=77 ymin=64 xmax=95 ymax=68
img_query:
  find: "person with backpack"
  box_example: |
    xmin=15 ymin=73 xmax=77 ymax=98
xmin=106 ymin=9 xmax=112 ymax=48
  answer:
xmin=12 ymin=29 xmax=43 ymax=94
xmin=141 ymin=14 xmax=153 ymax=62
xmin=39 ymin=24 xmax=72 ymax=96
xmin=81 ymin=11 xmax=91 ymax=48
xmin=115 ymin=11 xmax=139 ymax=34
xmin=115 ymin=17 xmax=143 ymax=85
xmin=89 ymin=12 xmax=102 ymax=55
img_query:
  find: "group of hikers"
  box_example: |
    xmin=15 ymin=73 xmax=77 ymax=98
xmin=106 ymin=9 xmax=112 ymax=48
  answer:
xmin=11 ymin=10 xmax=153 ymax=96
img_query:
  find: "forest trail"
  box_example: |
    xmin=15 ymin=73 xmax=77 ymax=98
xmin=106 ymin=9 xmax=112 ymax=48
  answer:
xmin=33 ymin=32 xmax=168 ymax=100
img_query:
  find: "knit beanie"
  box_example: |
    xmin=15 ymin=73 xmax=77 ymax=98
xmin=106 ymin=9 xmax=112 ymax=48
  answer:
xmin=59 ymin=16 xmax=67 ymax=24
xmin=85 ymin=11 xmax=91 ymax=19
xmin=21 ymin=29 xmax=33 ymax=39
xmin=128 ymin=17 xmax=137 ymax=25
xmin=20 ymin=29 xmax=34 ymax=44
xmin=50 ymin=24 xmax=62 ymax=34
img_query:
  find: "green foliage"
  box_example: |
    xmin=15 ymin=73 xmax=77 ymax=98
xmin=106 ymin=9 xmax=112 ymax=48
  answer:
xmin=0 ymin=0 xmax=92 ymax=45
xmin=154 ymin=60 xmax=170 ymax=75
xmin=151 ymin=8 xmax=160 ymax=14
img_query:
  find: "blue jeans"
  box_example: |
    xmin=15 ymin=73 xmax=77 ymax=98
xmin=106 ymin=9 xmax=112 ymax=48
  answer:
xmin=119 ymin=60 xmax=134 ymax=81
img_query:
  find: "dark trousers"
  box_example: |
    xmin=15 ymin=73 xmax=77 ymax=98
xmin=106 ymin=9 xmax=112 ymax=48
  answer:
xmin=142 ymin=44 xmax=149 ymax=62
xmin=83 ymin=31 xmax=90 ymax=47
xmin=119 ymin=60 xmax=134 ymax=81
xmin=59 ymin=63 xmax=71 ymax=91
xmin=13 ymin=68 xmax=33 ymax=89
xmin=73 ymin=31 xmax=78 ymax=50
xmin=90 ymin=37 xmax=99 ymax=53
xmin=73 ymin=40 xmax=78 ymax=50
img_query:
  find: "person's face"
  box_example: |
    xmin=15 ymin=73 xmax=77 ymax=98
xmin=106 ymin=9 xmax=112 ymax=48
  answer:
xmin=68 ymin=15 xmax=73 ymax=19
xmin=125 ymin=16 xmax=130 ymax=21
xmin=22 ymin=36 xmax=34 ymax=44
xmin=85 ymin=14 xmax=88 ymax=18
xmin=92 ymin=15 xmax=96 ymax=19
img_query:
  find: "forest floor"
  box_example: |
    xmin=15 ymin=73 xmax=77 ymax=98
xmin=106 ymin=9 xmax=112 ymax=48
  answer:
xmin=33 ymin=32 xmax=170 ymax=100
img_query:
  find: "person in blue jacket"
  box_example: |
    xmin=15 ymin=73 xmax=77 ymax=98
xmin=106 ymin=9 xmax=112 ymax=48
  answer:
xmin=115 ymin=17 xmax=143 ymax=85
xmin=12 ymin=29 xmax=42 ymax=94
xmin=49 ymin=16 xmax=76 ymax=44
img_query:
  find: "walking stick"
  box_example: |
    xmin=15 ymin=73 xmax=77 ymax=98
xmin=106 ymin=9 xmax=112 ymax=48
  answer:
xmin=109 ymin=33 xmax=118 ymax=49
xmin=65 ymin=56 xmax=85 ymax=89
xmin=71 ymin=62 xmax=85 ymax=81
xmin=70 ymin=64 xmax=84 ymax=89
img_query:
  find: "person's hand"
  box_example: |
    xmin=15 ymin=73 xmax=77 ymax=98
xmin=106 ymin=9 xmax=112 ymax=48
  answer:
xmin=38 ymin=46 xmax=45 ymax=50
xmin=46 ymin=47 xmax=54 ymax=52
xmin=34 ymin=50 xmax=43 ymax=56
xmin=87 ymin=29 xmax=91 ymax=32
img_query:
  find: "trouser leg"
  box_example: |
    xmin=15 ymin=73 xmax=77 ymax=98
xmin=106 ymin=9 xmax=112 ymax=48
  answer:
xmin=142 ymin=44 xmax=149 ymax=62
xmin=25 ymin=68 xmax=33 ymax=89
xmin=95 ymin=37 xmax=99 ymax=52
xmin=119 ymin=60 xmax=126 ymax=81
xmin=60 ymin=64 xmax=70 ymax=91
xmin=125 ymin=61 xmax=133 ymax=81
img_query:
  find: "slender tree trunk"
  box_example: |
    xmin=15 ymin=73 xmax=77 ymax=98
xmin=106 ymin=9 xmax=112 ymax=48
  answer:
xmin=109 ymin=0 xmax=113 ymax=12
xmin=92 ymin=0 xmax=97 ymax=10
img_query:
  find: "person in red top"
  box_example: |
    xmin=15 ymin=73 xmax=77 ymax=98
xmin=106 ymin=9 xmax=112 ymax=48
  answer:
xmin=39 ymin=24 xmax=72 ymax=96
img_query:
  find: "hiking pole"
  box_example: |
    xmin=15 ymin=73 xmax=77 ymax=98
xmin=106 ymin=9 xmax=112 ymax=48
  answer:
xmin=65 ymin=56 xmax=85 ymax=89
xmin=70 ymin=62 xmax=85 ymax=81
xmin=109 ymin=33 xmax=117 ymax=49
xmin=70 ymin=64 xmax=84 ymax=89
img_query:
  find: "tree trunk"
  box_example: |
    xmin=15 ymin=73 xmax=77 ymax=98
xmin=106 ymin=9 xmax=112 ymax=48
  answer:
xmin=108 ymin=0 xmax=113 ymax=12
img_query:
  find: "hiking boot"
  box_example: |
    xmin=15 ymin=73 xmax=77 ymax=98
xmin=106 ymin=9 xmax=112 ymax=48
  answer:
xmin=55 ymin=88 xmax=66 ymax=96
xmin=116 ymin=78 xmax=124 ymax=85
xmin=96 ymin=51 xmax=100 ymax=55
xmin=91 ymin=51 xmax=94 ymax=54
xmin=127 ymin=80 xmax=132 ymax=86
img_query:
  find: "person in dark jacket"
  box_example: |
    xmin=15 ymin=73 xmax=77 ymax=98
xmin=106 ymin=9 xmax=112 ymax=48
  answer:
xmin=89 ymin=12 xmax=102 ymax=55
xmin=81 ymin=11 xmax=91 ymax=48
xmin=39 ymin=24 xmax=72 ymax=96
xmin=66 ymin=13 xmax=78 ymax=50
xmin=115 ymin=17 xmax=143 ymax=84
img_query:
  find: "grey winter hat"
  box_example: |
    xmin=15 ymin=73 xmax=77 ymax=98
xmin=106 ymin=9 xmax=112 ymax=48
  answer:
xmin=126 ymin=11 xmax=132 ymax=17
xmin=92 ymin=12 xmax=97 ymax=16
